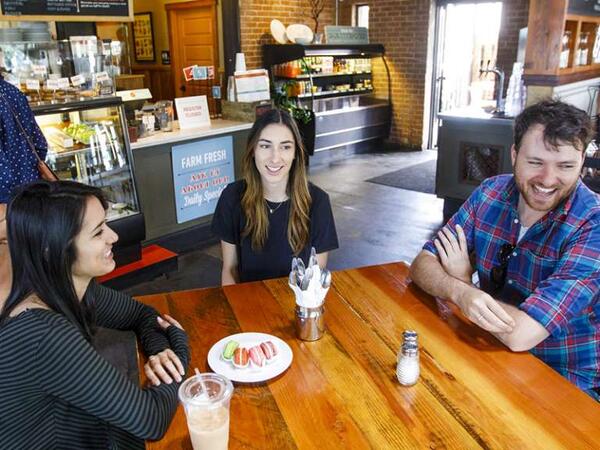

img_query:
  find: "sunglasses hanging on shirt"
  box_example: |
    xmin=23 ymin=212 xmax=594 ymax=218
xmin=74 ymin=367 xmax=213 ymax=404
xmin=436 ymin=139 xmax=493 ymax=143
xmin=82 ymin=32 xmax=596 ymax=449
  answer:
xmin=490 ymin=243 xmax=515 ymax=292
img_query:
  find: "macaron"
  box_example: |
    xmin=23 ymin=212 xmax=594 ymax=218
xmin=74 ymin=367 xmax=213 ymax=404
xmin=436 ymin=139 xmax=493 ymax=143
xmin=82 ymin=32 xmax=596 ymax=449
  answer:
xmin=232 ymin=347 xmax=249 ymax=369
xmin=222 ymin=340 xmax=239 ymax=361
xmin=248 ymin=345 xmax=266 ymax=368
xmin=260 ymin=341 xmax=278 ymax=362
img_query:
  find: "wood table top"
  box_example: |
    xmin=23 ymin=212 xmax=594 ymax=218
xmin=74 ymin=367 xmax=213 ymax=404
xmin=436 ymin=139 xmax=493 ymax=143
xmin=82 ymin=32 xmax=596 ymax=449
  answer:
xmin=139 ymin=262 xmax=600 ymax=449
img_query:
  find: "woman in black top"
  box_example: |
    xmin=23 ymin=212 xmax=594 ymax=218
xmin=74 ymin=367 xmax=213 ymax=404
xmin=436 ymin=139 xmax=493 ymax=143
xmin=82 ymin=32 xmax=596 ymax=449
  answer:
xmin=212 ymin=108 xmax=338 ymax=284
xmin=0 ymin=181 xmax=189 ymax=449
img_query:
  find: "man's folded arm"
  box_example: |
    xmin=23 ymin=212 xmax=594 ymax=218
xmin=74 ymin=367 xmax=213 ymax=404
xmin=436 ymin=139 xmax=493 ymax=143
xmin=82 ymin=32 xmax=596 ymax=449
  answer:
xmin=409 ymin=250 xmax=471 ymax=301
xmin=491 ymin=302 xmax=550 ymax=352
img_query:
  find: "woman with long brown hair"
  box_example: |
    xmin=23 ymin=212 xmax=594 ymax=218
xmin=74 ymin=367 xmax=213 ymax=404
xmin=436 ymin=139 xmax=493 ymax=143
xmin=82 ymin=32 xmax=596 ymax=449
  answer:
xmin=212 ymin=108 xmax=338 ymax=284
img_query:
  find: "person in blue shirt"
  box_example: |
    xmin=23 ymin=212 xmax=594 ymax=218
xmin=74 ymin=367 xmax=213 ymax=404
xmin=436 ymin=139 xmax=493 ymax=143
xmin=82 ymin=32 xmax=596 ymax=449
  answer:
xmin=410 ymin=100 xmax=600 ymax=400
xmin=0 ymin=76 xmax=48 ymax=302
xmin=0 ymin=76 xmax=48 ymax=203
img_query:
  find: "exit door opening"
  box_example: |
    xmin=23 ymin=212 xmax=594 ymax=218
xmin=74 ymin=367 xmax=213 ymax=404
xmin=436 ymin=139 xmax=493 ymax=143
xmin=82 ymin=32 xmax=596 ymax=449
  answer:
xmin=428 ymin=1 xmax=503 ymax=149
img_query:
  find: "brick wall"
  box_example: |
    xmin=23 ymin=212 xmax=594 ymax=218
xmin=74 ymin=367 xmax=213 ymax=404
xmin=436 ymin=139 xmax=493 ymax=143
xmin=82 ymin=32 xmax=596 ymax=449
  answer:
xmin=339 ymin=1 xmax=433 ymax=148
xmin=496 ymin=0 xmax=530 ymax=93
xmin=239 ymin=0 xmax=336 ymax=70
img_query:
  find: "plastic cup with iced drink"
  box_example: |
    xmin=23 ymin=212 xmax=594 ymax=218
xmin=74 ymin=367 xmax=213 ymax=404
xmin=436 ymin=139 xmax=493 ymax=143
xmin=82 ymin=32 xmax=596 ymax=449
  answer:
xmin=178 ymin=373 xmax=234 ymax=450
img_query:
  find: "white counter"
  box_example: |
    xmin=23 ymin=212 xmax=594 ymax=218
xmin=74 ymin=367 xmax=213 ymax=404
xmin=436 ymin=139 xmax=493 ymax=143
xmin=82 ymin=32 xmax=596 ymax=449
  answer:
xmin=130 ymin=119 xmax=253 ymax=150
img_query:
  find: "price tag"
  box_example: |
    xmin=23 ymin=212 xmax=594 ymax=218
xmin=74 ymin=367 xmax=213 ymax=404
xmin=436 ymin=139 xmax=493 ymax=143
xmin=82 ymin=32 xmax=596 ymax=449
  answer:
xmin=70 ymin=74 xmax=85 ymax=86
xmin=95 ymin=71 xmax=110 ymax=82
xmin=32 ymin=65 xmax=47 ymax=76
xmin=26 ymin=79 xmax=40 ymax=90
xmin=47 ymin=79 xmax=60 ymax=90
xmin=110 ymin=41 xmax=122 ymax=56
xmin=57 ymin=78 xmax=70 ymax=89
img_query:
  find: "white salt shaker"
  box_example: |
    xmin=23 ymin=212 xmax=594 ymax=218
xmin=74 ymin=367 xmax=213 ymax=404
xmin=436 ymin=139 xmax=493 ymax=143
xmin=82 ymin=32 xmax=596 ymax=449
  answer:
xmin=396 ymin=330 xmax=420 ymax=386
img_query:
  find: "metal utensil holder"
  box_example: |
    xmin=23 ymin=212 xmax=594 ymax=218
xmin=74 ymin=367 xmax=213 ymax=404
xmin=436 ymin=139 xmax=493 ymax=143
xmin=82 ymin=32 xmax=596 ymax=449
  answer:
xmin=295 ymin=304 xmax=325 ymax=341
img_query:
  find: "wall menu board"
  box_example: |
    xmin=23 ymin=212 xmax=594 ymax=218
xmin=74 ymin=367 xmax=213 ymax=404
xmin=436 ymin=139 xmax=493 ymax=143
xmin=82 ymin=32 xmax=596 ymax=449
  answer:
xmin=568 ymin=0 xmax=600 ymax=16
xmin=1 ymin=0 xmax=131 ymax=19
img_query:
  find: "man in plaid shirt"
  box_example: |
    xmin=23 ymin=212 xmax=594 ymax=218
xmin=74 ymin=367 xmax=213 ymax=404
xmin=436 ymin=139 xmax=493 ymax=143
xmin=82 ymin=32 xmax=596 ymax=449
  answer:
xmin=411 ymin=100 xmax=600 ymax=400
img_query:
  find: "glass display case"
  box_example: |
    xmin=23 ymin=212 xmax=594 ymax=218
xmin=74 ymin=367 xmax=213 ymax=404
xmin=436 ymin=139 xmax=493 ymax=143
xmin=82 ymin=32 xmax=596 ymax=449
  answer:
xmin=0 ymin=37 xmax=124 ymax=102
xmin=263 ymin=44 xmax=391 ymax=154
xmin=32 ymin=96 xmax=145 ymax=265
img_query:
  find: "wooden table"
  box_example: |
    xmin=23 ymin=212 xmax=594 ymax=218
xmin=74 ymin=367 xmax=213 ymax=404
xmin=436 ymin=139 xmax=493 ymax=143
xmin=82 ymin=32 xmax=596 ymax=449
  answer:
xmin=139 ymin=262 xmax=600 ymax=449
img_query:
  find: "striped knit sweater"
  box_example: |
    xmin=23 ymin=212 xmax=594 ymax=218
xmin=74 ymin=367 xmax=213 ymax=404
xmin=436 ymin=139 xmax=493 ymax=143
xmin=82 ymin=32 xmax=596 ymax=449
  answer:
xmin=0 ymin=283 xmax=190 ymax=449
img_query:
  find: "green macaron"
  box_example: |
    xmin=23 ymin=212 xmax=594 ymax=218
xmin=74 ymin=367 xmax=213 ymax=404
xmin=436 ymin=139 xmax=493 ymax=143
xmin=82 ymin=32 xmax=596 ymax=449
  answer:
xmin=222 ymin=340 xmax=239 ymax=360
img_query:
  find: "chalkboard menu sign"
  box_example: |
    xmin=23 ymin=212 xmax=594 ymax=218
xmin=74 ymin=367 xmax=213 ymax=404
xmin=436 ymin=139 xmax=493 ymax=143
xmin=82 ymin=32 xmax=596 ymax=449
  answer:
xmin=568 ymin=0 xmax=600 ymax=16
xmin=1 ymin=0 xmax=130 ymax=17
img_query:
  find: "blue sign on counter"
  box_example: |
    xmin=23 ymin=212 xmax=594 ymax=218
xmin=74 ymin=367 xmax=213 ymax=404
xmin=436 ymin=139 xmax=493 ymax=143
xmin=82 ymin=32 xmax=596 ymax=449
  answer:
xmin=171 ymin=135 xmax=234 ymax=224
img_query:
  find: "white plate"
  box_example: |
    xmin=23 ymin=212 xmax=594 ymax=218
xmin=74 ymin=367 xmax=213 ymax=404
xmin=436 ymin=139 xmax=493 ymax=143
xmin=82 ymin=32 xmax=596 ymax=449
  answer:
xmin=270 ymin=19 xmax=288 ymax=44
xmin=207 ymin=332 xmax=293 ymax=383
xmin=286 ymin=24 xmax=314 ymax=44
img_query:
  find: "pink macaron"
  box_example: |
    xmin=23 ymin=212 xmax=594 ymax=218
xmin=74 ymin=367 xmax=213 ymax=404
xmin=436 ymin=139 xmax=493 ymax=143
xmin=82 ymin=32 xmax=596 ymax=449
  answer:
xmin=248 ymin=345 xmax=266 ymax=368
xmin=260 ymin=341 xmax=278 ymax=362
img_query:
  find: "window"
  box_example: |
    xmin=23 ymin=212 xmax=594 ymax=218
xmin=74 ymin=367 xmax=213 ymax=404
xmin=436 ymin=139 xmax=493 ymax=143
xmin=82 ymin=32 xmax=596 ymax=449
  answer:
xmin=355 ymin=4 xmax=369 ymax=28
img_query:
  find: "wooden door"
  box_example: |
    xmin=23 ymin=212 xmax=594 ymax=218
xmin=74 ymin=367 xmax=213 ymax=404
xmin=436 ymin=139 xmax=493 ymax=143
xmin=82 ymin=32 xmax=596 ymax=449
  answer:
xmin=166 ymin=0 xmax=219 ymax=99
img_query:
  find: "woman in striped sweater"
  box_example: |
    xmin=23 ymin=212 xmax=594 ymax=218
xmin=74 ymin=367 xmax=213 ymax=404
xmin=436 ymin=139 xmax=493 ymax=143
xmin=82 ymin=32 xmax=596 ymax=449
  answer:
xmin=0 ymin=180 xmax=190 ymax=449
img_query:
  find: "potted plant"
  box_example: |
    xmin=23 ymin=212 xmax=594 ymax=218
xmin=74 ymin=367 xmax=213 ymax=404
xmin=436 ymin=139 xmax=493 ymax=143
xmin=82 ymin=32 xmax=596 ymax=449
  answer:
xmin=308 ymin=0 xmax=325 ymax=36
xmin=274 ymin=86 xmax=316 ymax=157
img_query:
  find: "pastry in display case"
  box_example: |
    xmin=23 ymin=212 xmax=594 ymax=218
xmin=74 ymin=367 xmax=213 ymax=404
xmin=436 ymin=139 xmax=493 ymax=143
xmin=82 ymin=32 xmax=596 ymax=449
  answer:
xmin=0 ymin=36 xmax=122 ymax=104
xmin=32 ymin=96 xmax=145 ymax=266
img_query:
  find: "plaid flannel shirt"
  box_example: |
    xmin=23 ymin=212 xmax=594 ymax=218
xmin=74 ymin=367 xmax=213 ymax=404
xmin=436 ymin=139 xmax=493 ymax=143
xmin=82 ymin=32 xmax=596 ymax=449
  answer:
xmin=424 ymin=175 xmax=600 ymax=398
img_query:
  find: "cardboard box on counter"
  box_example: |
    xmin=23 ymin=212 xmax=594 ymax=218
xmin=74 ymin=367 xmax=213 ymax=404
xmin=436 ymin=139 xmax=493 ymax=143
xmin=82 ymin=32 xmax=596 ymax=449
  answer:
xmin=222 ymin=99 xmax=273 ymax=122
xmin=234 ymin=69 xmax=270 ymax=102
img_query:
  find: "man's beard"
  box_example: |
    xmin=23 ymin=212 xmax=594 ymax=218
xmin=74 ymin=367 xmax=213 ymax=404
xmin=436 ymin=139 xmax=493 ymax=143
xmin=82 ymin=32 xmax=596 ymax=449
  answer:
xmin=513 ymin=170 xmax=578 ymax=213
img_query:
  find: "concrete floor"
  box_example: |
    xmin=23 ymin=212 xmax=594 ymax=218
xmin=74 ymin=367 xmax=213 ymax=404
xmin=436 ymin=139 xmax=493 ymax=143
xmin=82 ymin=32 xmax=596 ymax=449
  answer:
xmin=126 ymin=149 xmax=443 ymax=297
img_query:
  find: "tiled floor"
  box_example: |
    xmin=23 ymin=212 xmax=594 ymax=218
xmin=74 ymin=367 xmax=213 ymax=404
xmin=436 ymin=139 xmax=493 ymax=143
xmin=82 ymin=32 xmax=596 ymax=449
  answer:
xmin=126 ymin=149 xmax=444 ymax=296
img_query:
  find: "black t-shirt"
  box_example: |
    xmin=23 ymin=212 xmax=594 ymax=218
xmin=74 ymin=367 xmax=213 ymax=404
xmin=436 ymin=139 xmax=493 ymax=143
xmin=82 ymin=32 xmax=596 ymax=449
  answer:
xmin=211 ymin=180 xmax=338 ymax=282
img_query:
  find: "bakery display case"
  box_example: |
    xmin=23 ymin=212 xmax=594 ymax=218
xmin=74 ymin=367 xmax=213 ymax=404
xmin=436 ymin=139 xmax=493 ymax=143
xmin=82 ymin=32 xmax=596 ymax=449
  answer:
xmin=263 ymin=44 xmax=391 ymax=154
xmin=0 ymin=36 xmax=122 ymax=103
xmin=32 ymin=96 xmax=145 ymax=265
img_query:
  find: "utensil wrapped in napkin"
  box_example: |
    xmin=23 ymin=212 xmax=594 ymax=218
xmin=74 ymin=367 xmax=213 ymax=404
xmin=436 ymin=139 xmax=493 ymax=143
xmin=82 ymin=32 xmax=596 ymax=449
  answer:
xmin=288 ymin=247 xmax=331 ymax=308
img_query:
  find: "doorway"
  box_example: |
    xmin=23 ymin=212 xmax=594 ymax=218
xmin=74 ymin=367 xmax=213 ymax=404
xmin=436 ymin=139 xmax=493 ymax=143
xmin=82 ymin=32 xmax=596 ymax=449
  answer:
xmin=428 ymin=1 xmax=503 ymax=149
xmin=166 ymin=0 xmax=219 ymax=99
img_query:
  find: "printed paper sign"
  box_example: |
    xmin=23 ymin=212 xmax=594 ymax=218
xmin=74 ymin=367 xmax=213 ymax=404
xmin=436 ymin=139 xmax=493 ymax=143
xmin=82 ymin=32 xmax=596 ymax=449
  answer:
xmin=26 ymin=79 xmax=40 ymax=90
xmin=57 ymin=78 xmax=70 ymax=89
xmin=70 ymin=74 xmax=85 ymax=86
xmin=95 ymin=71 xmax=110 ymax=82
xmin=183 ymin=65 xmax=195 ymax=81
xmin=208 ymin=66 xmax=215 ymax=79
xmin=175 ymin=95 xmax=211 ymax=129
xmin=324 ymin=26 xmax=369 ymax=44
xmin=46 ymin=79 xmax=60 ymax=90
xmin=171 ymin=135 xmax=234 ymax=223
xmin=192 ymin=66 xmax=207 ymax=80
